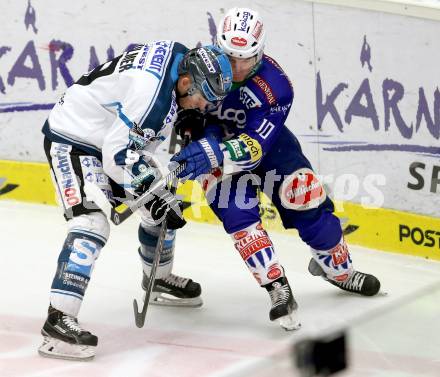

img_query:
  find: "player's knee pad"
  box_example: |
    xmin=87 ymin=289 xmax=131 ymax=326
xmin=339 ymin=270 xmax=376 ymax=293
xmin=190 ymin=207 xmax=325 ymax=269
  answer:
xmin=310 ymin=236 xmax=353 ymax=281
xmin=67 ymin=211 xmax=110 ymax=244
xmin=296 ymin=210 xmax=342 ymax=250
xmin=51 ymin=212 xmax=108 ymax=317
xmin=230 ymin=222 xmax=283 ymax=286
xmin=138 ymin=224 xmax=175 ymax=279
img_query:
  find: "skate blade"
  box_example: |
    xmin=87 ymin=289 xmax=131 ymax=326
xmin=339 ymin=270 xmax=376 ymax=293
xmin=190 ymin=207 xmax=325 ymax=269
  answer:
xmin=278 ymin=311 xmax=301 ymax=331
xmin=38 ymin=336 xmax=96 ymax=361
xmin=149 ymin=292 xmax=203 ymax=308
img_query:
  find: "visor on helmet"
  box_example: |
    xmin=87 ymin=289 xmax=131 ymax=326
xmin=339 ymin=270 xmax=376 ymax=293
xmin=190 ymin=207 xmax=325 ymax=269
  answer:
xmin=179 ymin=45 xmax=233 ymax=104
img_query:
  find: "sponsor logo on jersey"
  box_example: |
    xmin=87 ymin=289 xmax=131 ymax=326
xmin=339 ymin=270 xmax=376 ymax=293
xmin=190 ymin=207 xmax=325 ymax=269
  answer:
xmin=143 ymin=128 xmax=156 ymax=140
xmin=267 ymin=264 xmax=282 ymax=280
xmin=231 ymin=37 xmax=247 ymax=47
xmin=235 ymin=228 xmax=272 ymax=260
xmin=252 ymin=76 xmax=276 ymax=105
xmin=165 ymin=92 xmax=178 ymax=125
xmin=197 ymin=48 xmax=216 ymax=73
xmin=238 ymin=11 xmax=252 ymax=32
xmin=279 ymin=168 xmax=326 ymax=210
xmin=238 ymin=133 xmax=262 ymax=162
xmin=137 ymin=44 xmax=151 ymax=69
xmin=239 ymin=86 xmax=262 ymax=109
xmin=51 ymin=143 xmax=81 ymax=208
xmin=129 ymin=123 xmax=159 ymax=149
xmin=270 ymin=103 xmax=291 ymax=115
xmin=209 ymin=104 xmax=247 ymax=127
xmin=148 ymin=41 xmax=171 ymax=74
xmin=264 ymin=55 xmax=282 ymax=71
xmin=252 ymin=21 xmax=263 ymax=40
xmin=265 ymin=56 xmax=294 ymax=89
xmin=119 ymin=44 xmax=143 ymax=73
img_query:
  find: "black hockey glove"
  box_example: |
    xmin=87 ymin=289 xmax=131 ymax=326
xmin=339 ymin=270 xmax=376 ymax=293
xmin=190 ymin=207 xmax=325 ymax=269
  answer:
xmin=130 ymin=160 xmax=186 ymax=230
xmin=174 ymin=109 xmax=206 ymax=141
xmin=144 ymin=193 xmax=186 ymax=230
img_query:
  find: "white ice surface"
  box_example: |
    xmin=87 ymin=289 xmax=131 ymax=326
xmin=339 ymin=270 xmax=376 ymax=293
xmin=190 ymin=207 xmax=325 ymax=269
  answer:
xmin=1 ymin=201 xmax=440 ymax=377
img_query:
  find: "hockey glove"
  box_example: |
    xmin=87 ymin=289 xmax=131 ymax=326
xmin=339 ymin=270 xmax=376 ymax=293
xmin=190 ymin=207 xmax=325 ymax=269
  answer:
xmin=144 ymin=193 xmax=186 ymax=230
xmin=174 ymin=109 xmax=206 ymax=141
xmin=130 ymin=160 xmax=186 ymax=229
xmin=171 ymin=136 xmax=223 ymax=180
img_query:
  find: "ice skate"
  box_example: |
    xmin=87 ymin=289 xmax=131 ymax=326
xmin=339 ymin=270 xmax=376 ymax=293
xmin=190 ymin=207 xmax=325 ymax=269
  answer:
xmin=38 ymin=305 xmax=97 ymax=361
xmin=264 ymin=277 xmax=301 ymax=331
xmin=308 ymin=258 xmax=381 ymax=296
xmin=142 ymin=272 xmax=203 ymax=307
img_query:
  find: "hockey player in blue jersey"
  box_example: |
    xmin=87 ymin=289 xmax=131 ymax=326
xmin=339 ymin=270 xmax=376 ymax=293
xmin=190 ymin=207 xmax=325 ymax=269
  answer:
xmin=38 ymin=43 xmax=232 ymax=360
xmin=172 ymin=8 xmax=380 ymax=331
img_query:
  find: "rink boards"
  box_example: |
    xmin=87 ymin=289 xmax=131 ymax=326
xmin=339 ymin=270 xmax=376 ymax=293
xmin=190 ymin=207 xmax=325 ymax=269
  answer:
xmin=1 ymin=159 xmax=439 ymax=261
xmin=1 ymin=0 xmax=439 ymax=261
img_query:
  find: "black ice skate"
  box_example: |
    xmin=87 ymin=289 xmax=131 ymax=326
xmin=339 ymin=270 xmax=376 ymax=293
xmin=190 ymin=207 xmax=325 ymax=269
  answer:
xmin=308 ymin=258 xmax=381 ymax=296
xmin=142 ymin=272 xmax=203 ymax=307
xmin=264 ymin=277 xmax=301 ymax=331
xmin=38 ymin=305 xmax=98 ymax=361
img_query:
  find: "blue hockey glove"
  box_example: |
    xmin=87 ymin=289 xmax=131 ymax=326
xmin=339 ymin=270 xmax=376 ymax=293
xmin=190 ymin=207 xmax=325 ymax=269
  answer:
xmin=171 ymin=137 xmax=223 ymax=180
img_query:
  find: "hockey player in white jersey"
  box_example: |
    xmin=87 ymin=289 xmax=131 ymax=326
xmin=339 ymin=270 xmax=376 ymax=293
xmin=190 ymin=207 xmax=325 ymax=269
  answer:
xmin=38 ymin=41 xmax=232 ymax=360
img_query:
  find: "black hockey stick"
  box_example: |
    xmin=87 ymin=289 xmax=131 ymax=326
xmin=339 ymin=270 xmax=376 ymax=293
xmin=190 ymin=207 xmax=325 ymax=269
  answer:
xmin=132 ymin=176 xmax=178 ymax=328
xmin=132 ymin=132 xmax=191 ymax=328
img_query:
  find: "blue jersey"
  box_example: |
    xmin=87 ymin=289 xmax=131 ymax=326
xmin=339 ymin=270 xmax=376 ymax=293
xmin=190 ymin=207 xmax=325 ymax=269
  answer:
xmin=204 ymin=55 xmax=340 ymax=254
xmin=208 ymin=54 xmax=295 ymax=174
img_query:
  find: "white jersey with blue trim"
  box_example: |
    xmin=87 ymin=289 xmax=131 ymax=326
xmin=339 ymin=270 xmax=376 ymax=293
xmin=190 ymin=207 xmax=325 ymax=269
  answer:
xmin=45 ymin=40 xmax=187 ymax=192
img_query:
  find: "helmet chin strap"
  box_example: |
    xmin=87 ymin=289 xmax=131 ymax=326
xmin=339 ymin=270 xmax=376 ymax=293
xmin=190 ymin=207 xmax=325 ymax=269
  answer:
xmin=177 ymin=84 xmax=206 ymax=113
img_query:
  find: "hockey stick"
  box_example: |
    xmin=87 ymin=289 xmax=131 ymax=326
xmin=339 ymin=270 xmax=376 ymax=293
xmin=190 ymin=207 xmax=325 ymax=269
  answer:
xmin=132 ymin=177 xmax=178 ymax=328
xmin=132 ymin=132 xmax=191 ymax=328
xmin=84 ymin=162 xmax=186 ymax=226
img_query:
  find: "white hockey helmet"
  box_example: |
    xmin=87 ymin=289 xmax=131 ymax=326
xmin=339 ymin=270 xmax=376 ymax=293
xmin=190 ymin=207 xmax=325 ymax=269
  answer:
xmin=217 ymin=7 xmax=266 ymax=61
